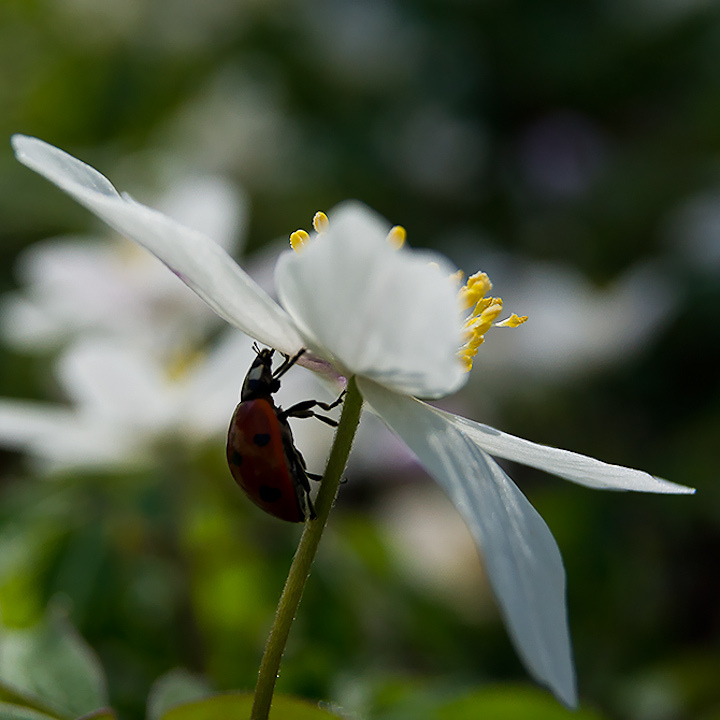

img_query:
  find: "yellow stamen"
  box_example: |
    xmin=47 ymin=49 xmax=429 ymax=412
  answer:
xmin=313 ymin=211 xmax=329 ymax=233
xmin=470 ymin=296 xmax=495 ymax=316
xmin=387 ymin=225 xmax=407 ymax=249
xmin=458 ymin=342 xmax=483 ymax=372
xmin=464 ymin=299 xmax=503 ymax=337
xmin=290 ymin=229 xmax=310 ymax=253
xmin=457 ymin=269 xmax=527 ymax=372
xmin=496 ymin=313 xmax=528 ymax=328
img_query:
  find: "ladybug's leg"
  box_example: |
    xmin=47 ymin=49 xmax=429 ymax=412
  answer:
xmin=287 ymin=445 xmax=317 ymax=520
xmin=290 ymin=443 xmax=323 ymax=483
xmin=281 ymin=390 xmax=346 ymax=427
xmin=272 ymin=348 xmax=306 ymax=380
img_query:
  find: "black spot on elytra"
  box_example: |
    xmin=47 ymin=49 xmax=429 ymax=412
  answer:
xmin=253 ymin=433 xmax=271 ymax=447
xmin=230 ymin=450 xmax=243 ymax=466
xmin=259 ymin=485 xmax=282 ymax=503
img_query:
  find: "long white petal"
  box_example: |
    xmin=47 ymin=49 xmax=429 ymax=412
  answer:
xmin=157 ymin=173 xmax=248 ymax=255
xmin=443 ymin=412 xmax=695 ymax=494
xmin=276 ymin=202 xmax=466 ymax=398
xmin=358 ymin=378 xmax=577 ymax=708
xmin=0 ymin=400 xmax=138 ymax=471
xmin=11 ymin=135 xmax=303 ymax=355
xmin=0 ymin=400 xmax=76 ymax=446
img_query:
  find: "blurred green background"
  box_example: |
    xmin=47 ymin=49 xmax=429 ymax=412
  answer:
xmin=0 ymin=0 xmax=718 ymax=719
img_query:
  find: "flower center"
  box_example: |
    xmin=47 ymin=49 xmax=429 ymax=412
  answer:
xmin=288 ymin=212 xmax=527 ymax=374
xmin=165 ymin=345 xmax=205 ymax=381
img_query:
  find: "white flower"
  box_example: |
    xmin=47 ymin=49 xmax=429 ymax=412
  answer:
xmin=476 ymin=257 xmax=680 ymax=382
xmin=0 ymin=331 xmax=334 ymax=474
xmin=1 ymin=173 xmax=247 ymax=356
xmin=0 ymin=332 xmax=248 ymax=471
xmin=11 ymin=135 xmax=695 ymax=708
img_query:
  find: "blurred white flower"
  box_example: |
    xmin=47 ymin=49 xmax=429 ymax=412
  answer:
xmin=0 ymin=331 xmax=333 ymax=474
xmin=0 ymin=333 xmax=248 ymax=471
xmin=0 ymin=164 xmax=338 ymax=473
xmin=477 ymin=258 xmax=680 ymax=383
xmin=666 ymin=188 xmax=720 ymax=274
xmin=1 ymin=173 xmax=247 ymax=356
xmin=387 ymin=104 xmax=486 ymax=198
xmin=159 ymin=66 xmax=303 ymax=190
xmin=378 ymin=481 xmax=493 ymax=621
xmin=299 ymin=0 xmax=423 ymax=89
xmin=12 ymin=135 xmax=696 ymax=709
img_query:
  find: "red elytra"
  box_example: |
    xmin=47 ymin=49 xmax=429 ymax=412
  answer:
xmin=226 ymin=346 xmax=344 ymax=522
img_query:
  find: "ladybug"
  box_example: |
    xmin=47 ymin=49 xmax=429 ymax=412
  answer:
xmin=226 ymin=345 xmax=345 ymax=522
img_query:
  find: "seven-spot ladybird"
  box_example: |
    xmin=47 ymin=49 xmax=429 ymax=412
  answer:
xmin=226 ymin=346 xmax=344 ymax=522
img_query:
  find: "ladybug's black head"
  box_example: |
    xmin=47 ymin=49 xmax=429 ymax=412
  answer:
xmin=241 ymin=348 xmax=280 ymax=401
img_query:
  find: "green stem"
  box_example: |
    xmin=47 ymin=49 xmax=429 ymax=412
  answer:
xmin=251 ymin=377 xmax=363 ymax=720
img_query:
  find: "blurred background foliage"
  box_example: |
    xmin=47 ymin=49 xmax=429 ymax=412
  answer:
xmin=0 ymin=0 xmax=718 ymax=718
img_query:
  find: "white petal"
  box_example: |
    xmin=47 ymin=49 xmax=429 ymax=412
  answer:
xmin=0 ymin=400 xmax=138 ymax=472
xmin=157 ymin=174 xmax=248 ymax=255
xmin=11 ymin=135 xmax=303 ymax=355
xmin=58 ymin=339 xmax=175 ymax=431
xmin=276 ymin=201 xmax=466 ymax=398
xmin=358 ymin=378 xmax=577 ymax=707
xmin=444 ymin=413 xmax=695 ymax=494
xmin=0 ymin=292 xmax=67 ymax=349
xmin=1 ymin=239 xmax=145 ymax=348
xmin=7 ymin=236 xmax=226 ymax=354
xmin=0 ymin=400 xmax=76 ymax=447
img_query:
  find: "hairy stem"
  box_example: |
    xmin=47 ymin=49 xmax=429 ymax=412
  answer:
xmin=251 ymin=377 xmax=363 ymax=720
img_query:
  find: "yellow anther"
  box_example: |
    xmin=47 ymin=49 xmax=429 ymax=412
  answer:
xmin=458 ymin=271 xmax=493 ymax=309
xmin=482 ymin=298 xmax=504 ymax=320
xmin=313 ymin=211 xmax=329 ymax=233
xmin=450 ymin=269 xmax=465 ymax=286
xmin=387 ymin=225 xmax=407 ymax=249
xmin=458 ymin=353 xmax=474 ymax=372
xmin=462 ymin=303 xmax=502 ymax=343
xmin=469 ymin=296 xmax=496 ymax=316
xmin=458 ymin=339 xmax=484 ymax=371
xmin=496 ymin=313 xmax=528 ymax=328
xmin=290 ymin=229 xmax=310 ymax=253
xmin=467 ymin=271 xmax=492 ymax=293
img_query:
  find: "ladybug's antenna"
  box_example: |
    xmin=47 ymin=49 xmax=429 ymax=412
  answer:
xmin=252 ymin=342 xmax=261 ymax=356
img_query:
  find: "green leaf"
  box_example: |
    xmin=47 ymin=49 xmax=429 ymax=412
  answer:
xmin=0 ymin=702 xmax=60 ymax=720
xmin=0 ymin=605 xmax=108 ymax=719
xmin=160 ymin=693 xmax=342 ymax=720
xmin=436 ymin=686 xmax=606 ymax=720
xmin=146 ymin=669 xmax=212 ymax=720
